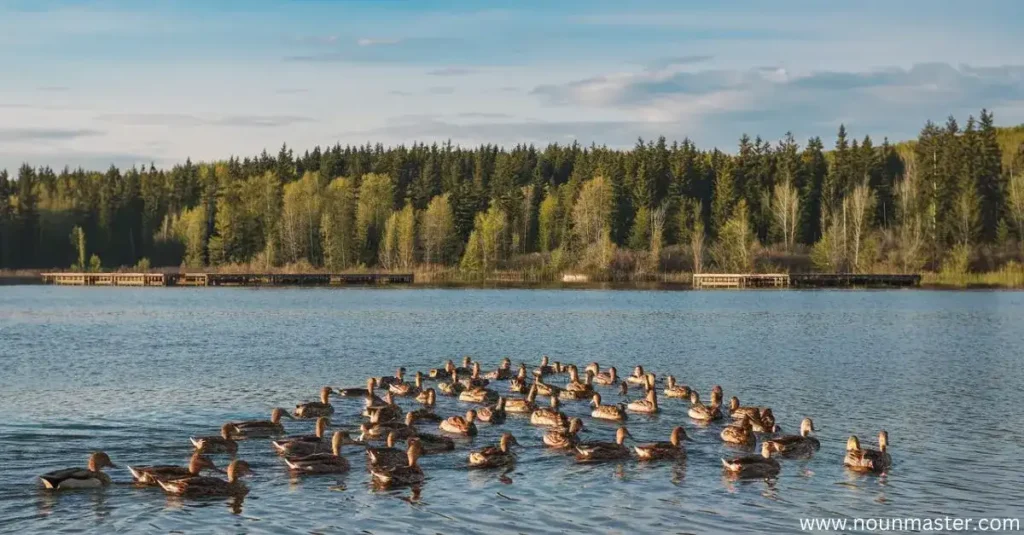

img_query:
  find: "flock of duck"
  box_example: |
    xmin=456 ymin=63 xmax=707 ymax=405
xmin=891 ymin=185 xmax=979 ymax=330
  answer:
xmin=38 ymin=356 xmax=893 ymax=496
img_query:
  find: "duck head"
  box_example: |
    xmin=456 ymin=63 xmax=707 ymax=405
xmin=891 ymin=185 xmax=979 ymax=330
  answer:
xmin=846 ymin=435 xmax=861 ymax=451
xmin=590 ymin=392 xmax=603 ymax=408
xmin=615 ymin=427 xmax=633 ymax=445
xmin=188 ymin=453 xmax=221 ymax=475
xmin=315 ymin=417 xmax=330 ymax=437
xmin=320 ymin=386 xmax=332 ymax=405
xmin=270 ymin=407 xmax=293 ymax=424
xmin=800 ymin=418 xmax=816 ymax=437
xmin=226 ymin=460 xmax=255 ymax=483
xmin=499 ymin=433 xmax=519 ymax=452
xmin=670 ymin=426 xmax=688 ymax=446
xmin=729 ymin=396 xmax=741 ymax=411
xmin=220 ymin=423 xmax=237 ymax=440
xmin=465 ymin=409 xmax=478 ymax=424
xmin=878 ymin=430 xmax=889 ymax=452
xmin=406 ymin=439 xmax=423 ymax=467
xmin=568 ymin=417 xmax=585 ymax=434
xmin=331 ymin=431 xmax=346 ymax=456
xmin=88 ymin=451 xmax=116 ymax=472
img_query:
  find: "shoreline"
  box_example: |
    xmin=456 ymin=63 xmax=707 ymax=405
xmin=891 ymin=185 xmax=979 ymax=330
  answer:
xmin=4 ymin=275 xmax=1021 ymax=290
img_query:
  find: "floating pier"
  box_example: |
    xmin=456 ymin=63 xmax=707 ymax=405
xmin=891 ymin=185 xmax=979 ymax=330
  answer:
xmin=41 ymin=272 xmax=414 ymax=287
xmin=692 ymin=273 xmax=920 ymax=289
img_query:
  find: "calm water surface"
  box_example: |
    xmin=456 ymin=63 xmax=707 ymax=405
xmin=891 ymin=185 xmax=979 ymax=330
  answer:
xmin=0 ymin=287 xmax=1022 ymax=534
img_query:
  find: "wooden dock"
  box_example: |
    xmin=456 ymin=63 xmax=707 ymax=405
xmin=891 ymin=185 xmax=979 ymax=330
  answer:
xmin=693 ymin=273 xmax=921 ymax=289
xmin=41 ymin=272 xmax=414 ymax=287
xmin=692 ymin=273 xmax=790 ymax=289
xmin=789 ymin=273 xmax=920 ymax=288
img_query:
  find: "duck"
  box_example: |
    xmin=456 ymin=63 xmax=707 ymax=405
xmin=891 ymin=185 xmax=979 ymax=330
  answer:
xmin=720 ymin=417 xmax=755 ymax=446
xmin=458 ymin=362 xmax=490 ymax=389
xmin=483 ymin=357 xmax=513 ymax=380
xmin=228 ymin=408 xmax=292 ymax=438
xmin=337 ymin=377 xmax=378 ymax=397
xmin=412 ymin=430 xmax=456 ymax=454
xmin=728 ymin=396 xmax=764 ymax=421
xmin=505 ymin=384 xmax=539 ymax=414
xmin=376 ymin=367 xmax=407 ymax=388
xmin=533 ymin=375 xmax=561 ymax=398
xmin=128 ymin=453 xmax=221 ymax=485
xmin=709 ymin=386 xmax=724 ymax=410
xmin=409 ymin=391 xmax=443 ymax=423
xmin=294 ymin=386 xmax=335 ymax=419
xmin=533 ymin=355 xmax=554 ymax=377
xmin=722 ymin=442 xmax=780 ymax=478
xmin=749 ymin=412 xmax=780 ymax=434
xmin=543 ymin=417 xmax=586 ymax=450
xmin=39 ymin=452 xmax=116 ymax=490
xmin=468 ymin=433 xmax=519 ymax=468
xmin=390 ymin=371 xmax=424 ymax=397
xmin=593 ymin=366 xmax=618 ymax=386
xmin=766 ymin=418 xmax=820 ymax=457
xmin=584 ymin=362 xmax=600 ymax=376
xmin=590 ymin=392 xmax=627 ymax=421
xmin=366 ymin=431 xmax=407 ymax=469
xmin=370 ymin=440 xmax=424 ymax=487
xmin=844 ymin=431 xmax=892 ymax=473
xmin=508 ymin=364 xmax=532 ymax=394
xmin=366 ymin=392 xmax=402 ymax=424
xmin=428 ymin=360 xmax=455 ymax=380
xmin=284 ymin=431 xmax=351 ymax=474
xmin=687 ymin=391 xmax=722 ymax=422
xmin=157 ymin=459 xmax=253 ymax=497
xmin=272 ymin=417 xmax=330 ymax=456
xmin=476 ymin=396 xmax=507 ymax=424
xmin=459 ymin=384 xmax=499 ymax=404
xmin=575 ymin=427 xmax=632 ymax=462
xmin=439 ymin=410 xmax=478 ymax=436
xmin=634 ymin=427 xmax=688 ymax=461
xmin=453 ymin=356 xmax=475 ymax=376
xmin=627 ymin=384 xmax=660 ymax=414
xmin=365 ymin=412 xmax=417 ymax=440
xmin=190 ymin=424 xmax=239 ymax=455
xmin=663 ymin=376 xmax=691 ymax=399
xmin=415 ymin=387 xmax=436 ymax=405
xmin=627 ymin=365 xmax=648 ymax=386
xmin=530 ymin=396 xmax=566 ymax=427
xmin=560 ymin=367 xmax=595 ymax=400
xmin=438 ymin=372 xmax=466 ymax=397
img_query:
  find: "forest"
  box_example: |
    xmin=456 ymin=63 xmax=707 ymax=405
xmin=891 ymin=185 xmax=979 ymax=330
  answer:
xmin=1 ymin=110 xmax=1023 ymax=281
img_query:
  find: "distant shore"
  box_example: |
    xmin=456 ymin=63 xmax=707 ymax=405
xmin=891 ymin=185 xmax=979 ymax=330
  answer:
xmin=5 ymin=268 xmax=1023 ymax=289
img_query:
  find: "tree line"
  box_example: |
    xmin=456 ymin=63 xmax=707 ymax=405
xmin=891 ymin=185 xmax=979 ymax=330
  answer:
xmin=1 ymin=109 xmax=1023 ymax=277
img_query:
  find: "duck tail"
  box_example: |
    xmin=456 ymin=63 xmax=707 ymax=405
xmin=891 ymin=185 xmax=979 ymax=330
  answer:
xmin=126 ymin=466 xmax=144 ymax=481
xmin=39 ymin=476 xmax=57 ymax=489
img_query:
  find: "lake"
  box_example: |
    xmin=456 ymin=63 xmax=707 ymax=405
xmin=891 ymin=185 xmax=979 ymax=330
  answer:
xmin=1 ymin=287 xmax=1022 ymax=534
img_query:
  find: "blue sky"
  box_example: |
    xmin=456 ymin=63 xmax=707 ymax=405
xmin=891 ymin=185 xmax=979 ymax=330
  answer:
xmin=2 ymin=0 xmax=1023 ymax=171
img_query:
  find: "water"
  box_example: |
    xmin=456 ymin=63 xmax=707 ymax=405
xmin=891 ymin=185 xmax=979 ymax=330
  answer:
xmin=1 ymin=287 xmax=1022 ymax=534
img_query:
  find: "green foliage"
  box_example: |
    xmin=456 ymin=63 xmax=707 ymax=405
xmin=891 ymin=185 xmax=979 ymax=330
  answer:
xmin=320 ymin=177 xmax=357 ymax=271
xmin=941 ymin=243 xmax=972 ymax=275
xmin=355 ymin=173 xmax=394 ymax=264
xmin=69 ymin=226 xmax=86 ymax=270
xmin=711 ymin=200 xmax=756 ymax=272
xmin=87 ymin=254 xmax=102 ymax=273
xmin=134 ymin=257 xmax=151 ymax=271
xmin=421 ymin=194 xmax=455 ymax=265
xmin=0 ymin=113 xmax=1020 ymax=277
